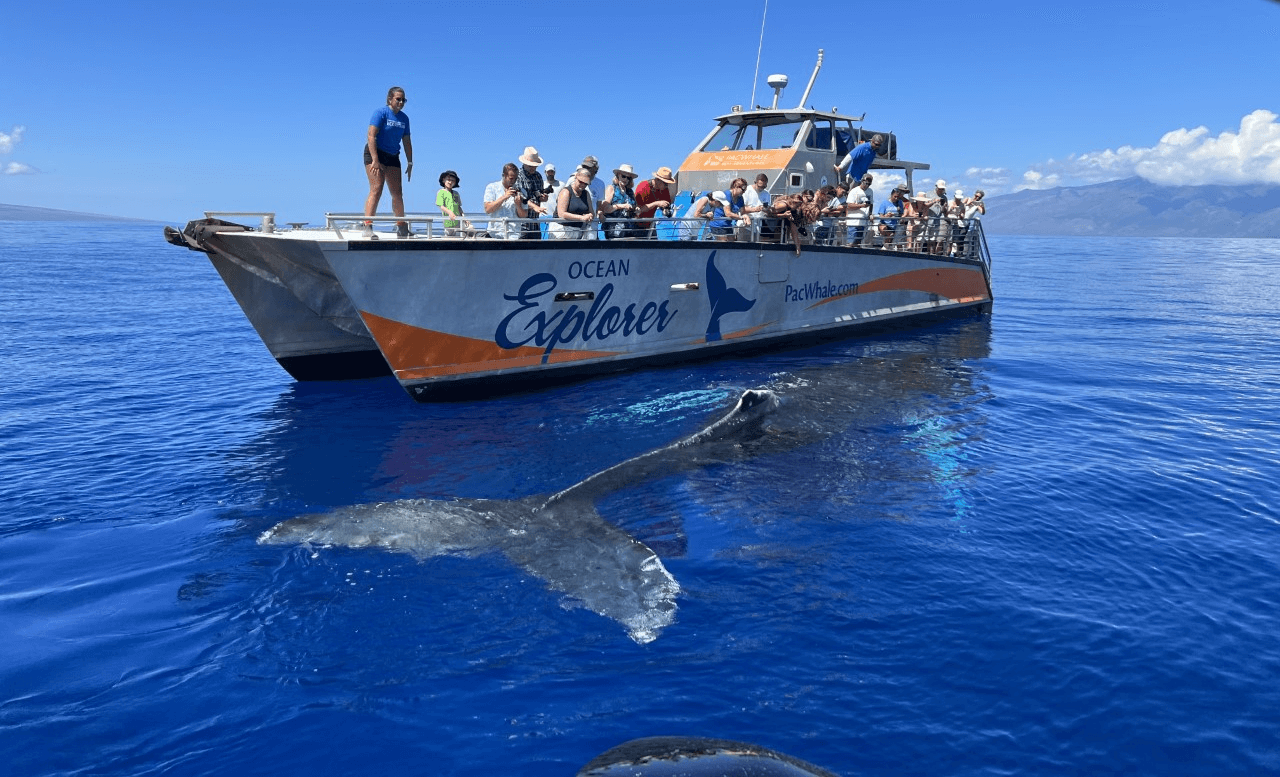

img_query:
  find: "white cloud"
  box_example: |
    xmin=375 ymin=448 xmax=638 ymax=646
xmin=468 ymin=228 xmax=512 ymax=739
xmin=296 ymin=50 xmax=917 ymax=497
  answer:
xmin=869 ymin=172 xmax=906 ymax=203
xmin=1017 ymin=109 xmax=1280 ymax=191
xmin=5 ymin=162 xmax=37 ymax=175
xmin=0 ymin=125 xmax=24 ymax=154
xmin=964 ymin=167 xmax=1011 ymax=188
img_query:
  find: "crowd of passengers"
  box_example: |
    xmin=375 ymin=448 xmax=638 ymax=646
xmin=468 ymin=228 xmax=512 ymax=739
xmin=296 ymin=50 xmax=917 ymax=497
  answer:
xmin=362 ymin=86 xmax=985 ymax=254
xmin=430 ymin=151 xmax=683 ymax=242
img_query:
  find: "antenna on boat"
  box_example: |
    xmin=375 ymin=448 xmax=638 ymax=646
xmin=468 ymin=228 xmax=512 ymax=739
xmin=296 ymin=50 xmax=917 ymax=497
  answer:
xmin=796 ymin=49 xmax=824 ymax=110
xmin=749 ymin=0 xmax=769 ymax=108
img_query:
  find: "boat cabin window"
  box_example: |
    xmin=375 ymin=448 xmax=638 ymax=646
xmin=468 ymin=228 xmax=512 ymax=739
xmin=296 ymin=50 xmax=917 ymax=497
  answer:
xmin=757 ymin=121 xmax=806 ymax=150
xmin=703 ymin=123 xmax=751 ymax=152
xmin=835 ymin=124 xmax=855 ymax=158
xmin=805 ymin=120 xmax=835 ymax=151
xmin=699 ymin=118 xmax=809 ymax=152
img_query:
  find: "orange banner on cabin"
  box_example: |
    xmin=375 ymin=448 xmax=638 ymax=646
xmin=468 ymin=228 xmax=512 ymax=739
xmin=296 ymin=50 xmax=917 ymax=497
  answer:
xmin=679 ymin=149 xmax=793 ymax=173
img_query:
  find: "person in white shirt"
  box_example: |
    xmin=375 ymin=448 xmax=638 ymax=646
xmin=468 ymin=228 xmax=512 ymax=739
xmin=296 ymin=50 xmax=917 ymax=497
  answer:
xmin=483 ymin=162 xmax=528 ymax=240
xmin=959 ymin=189 xmax=986 ymax=257
xmin=965 ymin=190 xmax=986 ymax=222
xmin=742 ymin=174 xmax=775 ymax=242
xmin=845 ymin=173 xmax=873 ymax=246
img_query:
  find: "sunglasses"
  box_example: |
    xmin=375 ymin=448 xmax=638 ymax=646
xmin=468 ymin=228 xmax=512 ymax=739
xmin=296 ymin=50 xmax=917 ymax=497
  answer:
xmin=393 ymin=97 xmax=406 ymax=103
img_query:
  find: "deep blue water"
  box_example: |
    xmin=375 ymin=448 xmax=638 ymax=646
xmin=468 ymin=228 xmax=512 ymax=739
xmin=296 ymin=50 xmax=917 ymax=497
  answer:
xmin=2 ymin=223 xmax=1278 ymax=775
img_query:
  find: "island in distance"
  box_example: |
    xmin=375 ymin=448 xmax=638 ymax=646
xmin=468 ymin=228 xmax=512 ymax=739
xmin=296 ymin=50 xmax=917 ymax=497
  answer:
xmin=0 ymin=203 xmax=159 ymax=223
xmin=983 ymin=177 xmax=1280 ymax=238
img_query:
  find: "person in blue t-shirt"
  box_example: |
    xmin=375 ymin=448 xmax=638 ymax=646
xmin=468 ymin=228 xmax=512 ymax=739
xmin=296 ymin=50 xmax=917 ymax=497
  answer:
xmin=877 ymin=185 xmax=909 ymax=249
xmin=833 ymin=134 xmax=883 ymax=186
xmin=363 ymin=86 xmax=413 ymax=238
xmin=709 ymin=178 xmax=748 ymax=241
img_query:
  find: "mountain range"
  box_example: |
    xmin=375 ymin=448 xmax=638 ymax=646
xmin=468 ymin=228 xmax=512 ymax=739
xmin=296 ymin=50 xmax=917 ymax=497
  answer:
xmin=982 ymin=177 xmax=1280 ymax=237
xmin=6 ymin=179 xmax=1280 ymax=237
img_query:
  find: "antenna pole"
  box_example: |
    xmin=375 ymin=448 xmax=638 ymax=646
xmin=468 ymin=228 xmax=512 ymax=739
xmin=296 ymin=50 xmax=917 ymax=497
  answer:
xmin=796 ymin=49 xmax=824 ymax=109
xmin=749 ymin=0 xmax=768 ymax=107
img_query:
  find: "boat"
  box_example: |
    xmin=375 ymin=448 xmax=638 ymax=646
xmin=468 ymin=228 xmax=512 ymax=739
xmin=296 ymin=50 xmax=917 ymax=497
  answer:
xmin=164 ymin=213 xmax=392 ymax=381
xmin=165 ymin=51 xmax=992 ymax=399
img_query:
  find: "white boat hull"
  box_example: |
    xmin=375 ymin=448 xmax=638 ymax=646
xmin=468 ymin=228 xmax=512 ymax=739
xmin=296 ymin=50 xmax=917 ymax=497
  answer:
xmin=313 ymin=237 xmax=992 ymax=399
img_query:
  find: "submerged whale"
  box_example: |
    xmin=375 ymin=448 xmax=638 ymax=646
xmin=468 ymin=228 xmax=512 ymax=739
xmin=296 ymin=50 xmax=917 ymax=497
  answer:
xmin=259 ymin=389 xmax=782 ymax=644
xmin=578 ymin=736 xmax=840 ymax=777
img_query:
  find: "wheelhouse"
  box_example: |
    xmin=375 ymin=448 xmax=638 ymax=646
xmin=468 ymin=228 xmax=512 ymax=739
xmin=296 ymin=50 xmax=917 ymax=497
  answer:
xmin=678 ymin=107 xmax=930 ymax=199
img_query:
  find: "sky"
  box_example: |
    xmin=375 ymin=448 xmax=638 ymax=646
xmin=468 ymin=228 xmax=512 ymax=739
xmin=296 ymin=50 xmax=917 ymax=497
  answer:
xmin=2 ymin=0 xmax=1278 ymax=223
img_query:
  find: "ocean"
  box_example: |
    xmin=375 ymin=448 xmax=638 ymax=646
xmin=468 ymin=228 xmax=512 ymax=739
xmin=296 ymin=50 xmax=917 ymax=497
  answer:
xmin=1 ymin=223 xmax=1278 ymax=775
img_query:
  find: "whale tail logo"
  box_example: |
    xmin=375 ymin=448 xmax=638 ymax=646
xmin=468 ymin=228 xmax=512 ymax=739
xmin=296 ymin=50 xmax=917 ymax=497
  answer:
xmin=704 ymin=251 xmax=756 ymax=342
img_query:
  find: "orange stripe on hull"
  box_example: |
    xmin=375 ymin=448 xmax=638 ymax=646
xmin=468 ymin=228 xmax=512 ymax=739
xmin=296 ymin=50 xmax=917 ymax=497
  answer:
xmin=721 ymin=321 xmax=775 ymax=340
xmin=807 ymin=267 xmax=989 ymax=310
xmin=360 ymin=311 xmax=619 ymax=380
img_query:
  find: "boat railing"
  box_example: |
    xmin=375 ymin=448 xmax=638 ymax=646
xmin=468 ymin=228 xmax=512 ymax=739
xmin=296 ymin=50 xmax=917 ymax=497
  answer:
xmin=813 ymin=215 xmax=992 ymax=266
xmin=310 ymin=212 xmax=989 ymax=268
xmin=205 ymin=211 xmax=278 ymax=233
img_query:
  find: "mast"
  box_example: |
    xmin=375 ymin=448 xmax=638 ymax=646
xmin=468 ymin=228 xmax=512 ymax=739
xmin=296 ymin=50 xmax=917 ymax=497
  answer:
xmin=796 ymin=49 xmax=824 ymax=110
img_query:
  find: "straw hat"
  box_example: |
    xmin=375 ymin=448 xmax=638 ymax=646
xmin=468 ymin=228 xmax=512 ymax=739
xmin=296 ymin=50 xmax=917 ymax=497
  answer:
xmin=653 ymin=166 xmax=676 ymax=184
xmin=519 ymin=146 xmax=543 ymax=166
xmin=613 ymin=163 xmax=637 ymax=179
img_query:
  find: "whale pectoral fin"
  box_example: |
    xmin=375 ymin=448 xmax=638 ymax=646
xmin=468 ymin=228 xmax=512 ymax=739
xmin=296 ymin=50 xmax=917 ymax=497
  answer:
xmin=501 ymin=503 xmax=679 ymax=644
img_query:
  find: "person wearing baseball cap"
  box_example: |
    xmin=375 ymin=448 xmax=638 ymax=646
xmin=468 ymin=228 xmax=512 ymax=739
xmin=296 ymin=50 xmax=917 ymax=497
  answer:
xmin=579 ymin=155 xmax=606 ymax=211
xmin=877 ymin=185 xmax=909 ymax=248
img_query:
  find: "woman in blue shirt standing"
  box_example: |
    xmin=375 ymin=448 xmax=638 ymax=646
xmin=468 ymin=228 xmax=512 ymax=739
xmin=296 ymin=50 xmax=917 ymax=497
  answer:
xmin=363 ymin=86 xmax=413 ymax=239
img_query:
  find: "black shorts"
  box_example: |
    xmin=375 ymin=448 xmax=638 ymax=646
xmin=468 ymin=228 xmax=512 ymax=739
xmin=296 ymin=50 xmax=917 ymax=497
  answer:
xmin=363 ymin=147 xmax=401 ymax=168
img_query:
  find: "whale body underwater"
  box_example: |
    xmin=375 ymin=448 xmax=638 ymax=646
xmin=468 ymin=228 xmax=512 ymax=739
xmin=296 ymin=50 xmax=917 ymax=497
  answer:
xmin=259 ymin=388 xmax=787 ymax=643
xmin=256 ymin=325 xmax=990 ymax=643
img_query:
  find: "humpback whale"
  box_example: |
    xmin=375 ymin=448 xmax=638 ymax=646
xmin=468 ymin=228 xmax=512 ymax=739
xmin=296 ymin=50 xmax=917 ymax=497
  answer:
xmin=259 ymin=388 xmax=783 ymax=644
xmin=578 ymin=736 xmax=840 ymax=777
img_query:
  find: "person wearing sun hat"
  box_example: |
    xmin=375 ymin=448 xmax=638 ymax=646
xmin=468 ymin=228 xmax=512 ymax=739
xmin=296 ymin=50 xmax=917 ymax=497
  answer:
xmin=515 ymin=146 xmax=546 ymax=239
xmin=435 ymin=169 xmax=464 ymax=235
xmin=635 ymin=166 xmax=677 ymax=237
xmin=602 ymin=163 xmax=640 ymax=239
xmin=926 ymin=179 xmax=949 ymax=254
